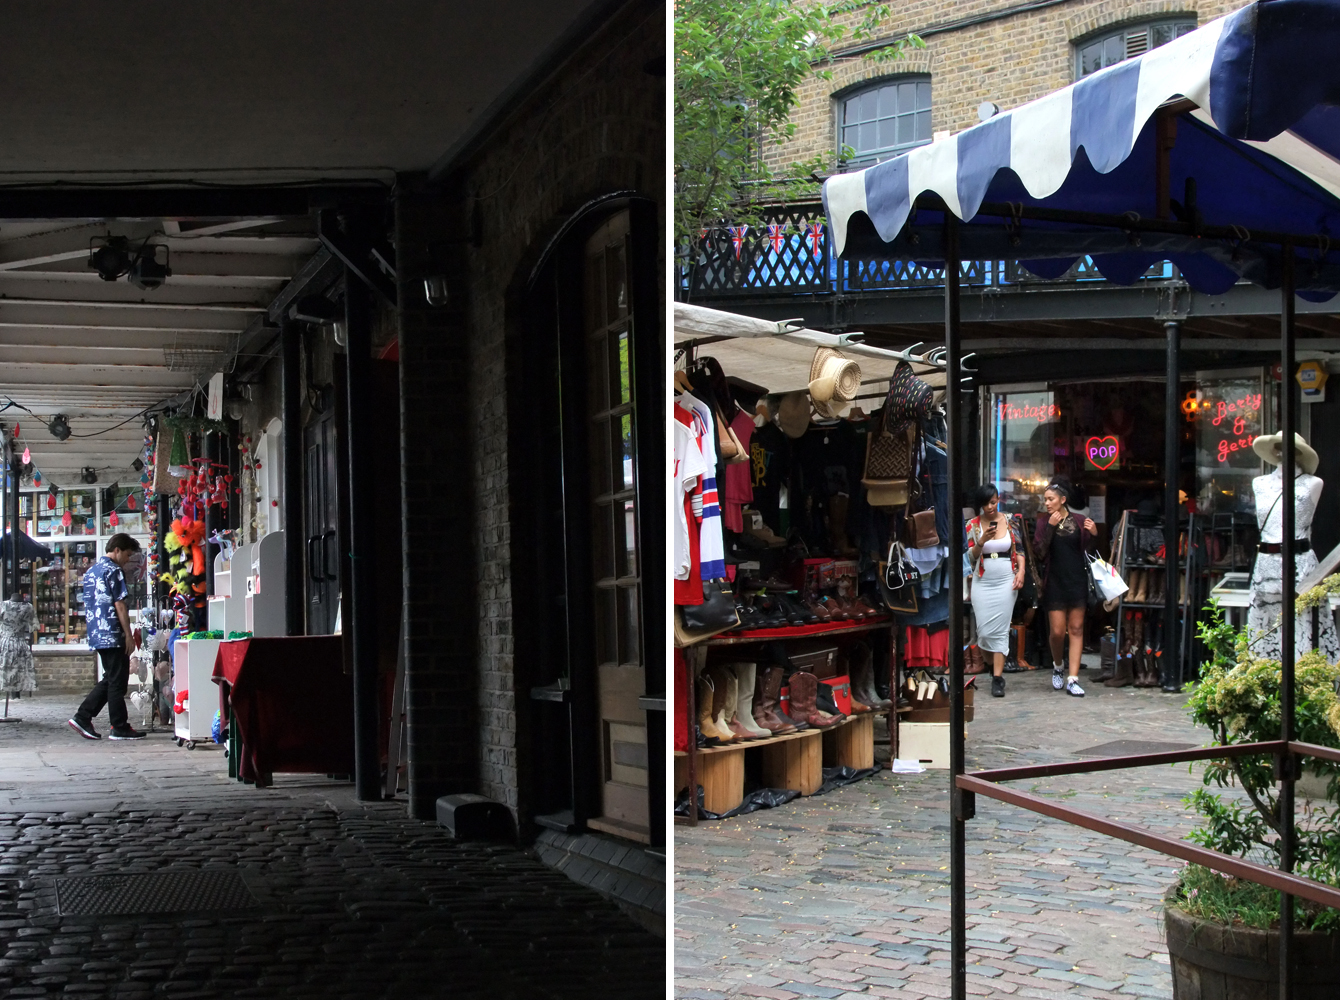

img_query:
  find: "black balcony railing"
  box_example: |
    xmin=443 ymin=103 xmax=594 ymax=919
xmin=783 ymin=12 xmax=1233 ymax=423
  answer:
xmin=680 ymin=206 xmax=1174 ymax=300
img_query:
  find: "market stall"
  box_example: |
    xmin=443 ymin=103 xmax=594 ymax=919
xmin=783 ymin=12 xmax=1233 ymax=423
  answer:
xmin=818 ymin=1 xmax=1340 ymax=994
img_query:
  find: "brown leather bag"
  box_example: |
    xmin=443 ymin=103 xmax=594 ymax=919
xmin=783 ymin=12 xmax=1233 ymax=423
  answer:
xmin=905 ymin=508 xmax=939 ymax=549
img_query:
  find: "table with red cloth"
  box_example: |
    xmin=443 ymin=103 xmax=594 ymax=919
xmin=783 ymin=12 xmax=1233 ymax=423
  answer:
xmin=212 ymin=636 xmax=353 ymax=787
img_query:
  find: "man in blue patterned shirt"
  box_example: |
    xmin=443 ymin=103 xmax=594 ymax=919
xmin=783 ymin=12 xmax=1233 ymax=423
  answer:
xmin=69 ymin=534 xmax=145 ymax=740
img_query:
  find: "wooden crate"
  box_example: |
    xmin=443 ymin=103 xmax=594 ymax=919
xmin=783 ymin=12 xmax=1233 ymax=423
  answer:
xmin=758 ymin=729 xmax=823 ymax=794
xmin=823 ymin=712 xmax=874 ymax=770
xmin=674 ymin=746 xmax=746 ymax=815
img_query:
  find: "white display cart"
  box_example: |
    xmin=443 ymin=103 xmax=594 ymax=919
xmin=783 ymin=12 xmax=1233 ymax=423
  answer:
xmin=172 ymin=636 xmax=221 ymax=748
xmin=245 ymin=531 xmax=286 ymax=637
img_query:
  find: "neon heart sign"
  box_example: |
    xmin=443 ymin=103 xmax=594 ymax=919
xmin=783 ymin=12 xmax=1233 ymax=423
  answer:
xmin=1085 ymin=436 xmax=1120 ymax=471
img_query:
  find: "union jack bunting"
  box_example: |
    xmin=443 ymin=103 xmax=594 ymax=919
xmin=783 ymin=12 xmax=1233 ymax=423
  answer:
xmin=766 ymin=223 xmax=786 ymax=253
xmin=729 ymin=225 xmax=749 ymax=259
xmin=807 ymin=223 xmax=824 ymax=258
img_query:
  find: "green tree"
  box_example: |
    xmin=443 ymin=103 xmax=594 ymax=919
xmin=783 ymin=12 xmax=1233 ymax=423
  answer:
xmin=673 ymin=0 xmax=922 ymax=249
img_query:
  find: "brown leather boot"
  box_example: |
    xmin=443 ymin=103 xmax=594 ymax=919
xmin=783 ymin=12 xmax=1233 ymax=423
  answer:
xmin=706 ymin=666 xmax=741 ymax=738
xmin=752 ymin=666 xmax=798 ymax=734
xmin=787 ymin=670 xmax=841 ymax=728
xmin=1014 ymin=623 xmax=1036 ymax=670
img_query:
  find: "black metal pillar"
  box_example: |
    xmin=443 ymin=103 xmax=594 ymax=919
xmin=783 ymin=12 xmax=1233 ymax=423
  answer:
xmin=1279 ymin=245 xmax=1297 ymax=1000
xmin=281 ymin=315 xmax=305 ymax=636
xmin=1162 ymin=320 xmax=1182 ymax=692
xmin=946 ymin=217 xmax=967 ymax=1000
xmin=344 ymin=275 xmax=381 ymax=801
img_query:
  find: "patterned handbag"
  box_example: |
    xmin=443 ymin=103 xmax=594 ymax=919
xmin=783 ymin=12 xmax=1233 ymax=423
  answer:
xmin=882 ymin=360 xmax=934 ymax=434
xmin=862 ymin=419 xmax=913 ymax=483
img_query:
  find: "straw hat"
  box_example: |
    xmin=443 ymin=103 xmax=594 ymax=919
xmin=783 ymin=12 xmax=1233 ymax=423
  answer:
xmin=1252 ymin=432 xmax=1319 ymax=475
xmin=776 ymin=391 xmax=811 ymax=439
xmin=808 ymin=347 xmax=862 ymax=420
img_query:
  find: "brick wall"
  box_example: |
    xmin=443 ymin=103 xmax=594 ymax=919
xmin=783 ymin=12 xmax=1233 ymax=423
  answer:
xmin=32 ymin=650 xmax=96 ymax=693
xmin=767 ymin=0 xmax=1243 ymax=173
xmin=396 ymin=0 xmax=664 ymax=823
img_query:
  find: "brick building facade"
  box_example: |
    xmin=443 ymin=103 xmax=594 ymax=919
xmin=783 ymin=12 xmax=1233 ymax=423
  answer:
xmin=767 ymin=0 xmax=1243 ymax=175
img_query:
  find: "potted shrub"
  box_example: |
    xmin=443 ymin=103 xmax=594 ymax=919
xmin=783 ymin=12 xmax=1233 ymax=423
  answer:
xmin=1166 ymin=596 xmax=1340 ymax=998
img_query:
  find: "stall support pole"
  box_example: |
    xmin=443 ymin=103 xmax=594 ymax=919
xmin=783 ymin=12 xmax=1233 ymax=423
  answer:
xmin=344 ymin=274 xmax=381 ymax=801
xmin=8 ymin=458 xmax=18 ymax=598
xmin=1162 ymin=320 xmax=1182 ymax=692
xmin=204 ymin=432 xmax=219 ymax=597
xmin=1278 ymin=245 xmax=1297 ymax=1000
xmin=280 ymin=315 xmax=305 ymax=636
xmin=945 ymin=216 xmax=968 ymax=1000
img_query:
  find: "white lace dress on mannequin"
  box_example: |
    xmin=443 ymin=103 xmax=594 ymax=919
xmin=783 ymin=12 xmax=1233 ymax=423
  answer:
xmin=1247 ymin=467 xmax=1340 ymax=663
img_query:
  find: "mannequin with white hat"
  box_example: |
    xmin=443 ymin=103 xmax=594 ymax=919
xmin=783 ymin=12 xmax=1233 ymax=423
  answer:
xmin=1246 ymin=432 xmax=1340 ymax=663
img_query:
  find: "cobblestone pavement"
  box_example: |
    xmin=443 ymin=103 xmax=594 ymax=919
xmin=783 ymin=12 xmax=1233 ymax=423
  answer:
xmin=0 ymin=694 xmax=665 ymax=999
xmin=674 ymin=661 xmax=1240 ymax=1000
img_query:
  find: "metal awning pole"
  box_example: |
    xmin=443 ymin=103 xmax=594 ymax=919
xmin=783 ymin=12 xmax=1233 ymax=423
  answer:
xmin=1162 ymin=319 xmax=1182 ymax=692
xmin=1279 ymin=243 xmax=1297 ymax=1000
xmin=945 ymin=215 xmax=967 ymax=1000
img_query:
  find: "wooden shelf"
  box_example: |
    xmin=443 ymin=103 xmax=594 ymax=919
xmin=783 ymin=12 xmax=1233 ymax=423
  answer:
xmin=705 ymin=617 xmax=895 ymax=646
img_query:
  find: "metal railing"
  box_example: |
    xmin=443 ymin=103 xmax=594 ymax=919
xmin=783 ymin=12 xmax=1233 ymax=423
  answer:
xmin=680 ymin=206 xmax=1174 ymax=299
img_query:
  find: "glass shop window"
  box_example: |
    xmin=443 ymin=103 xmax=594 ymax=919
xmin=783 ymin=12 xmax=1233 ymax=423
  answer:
xmin=985 ymin=389 xmax=1059 ymax=521
xmin=1076 ymin=19 xmax=1197 ymax=78
xmin=839 ymin=76 xmax=932 ymax=170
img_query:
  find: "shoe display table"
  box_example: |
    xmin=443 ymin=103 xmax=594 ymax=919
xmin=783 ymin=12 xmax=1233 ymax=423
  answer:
xmin=673 ymin=743 xmax=746 ymax=815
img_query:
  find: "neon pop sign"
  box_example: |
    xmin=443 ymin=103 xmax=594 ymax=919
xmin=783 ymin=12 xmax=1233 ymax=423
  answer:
xmin=1084 ymin=436 xmax=1121 ymax=471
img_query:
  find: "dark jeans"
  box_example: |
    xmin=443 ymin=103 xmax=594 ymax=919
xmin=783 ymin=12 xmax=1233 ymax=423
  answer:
xmin=77 ymin=646 xmax=129 ymax=731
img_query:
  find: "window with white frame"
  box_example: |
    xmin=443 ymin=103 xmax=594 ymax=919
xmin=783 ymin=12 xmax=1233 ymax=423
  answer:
xmin=1076 ymin=19 xmax=1196 ymax=78
xmin=839 ymin=76 xmax=931 ymax=169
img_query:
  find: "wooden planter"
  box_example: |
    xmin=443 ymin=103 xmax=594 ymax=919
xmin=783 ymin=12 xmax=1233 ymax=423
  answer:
xmin=1164 ymin=888 xmax=1340 ymax=999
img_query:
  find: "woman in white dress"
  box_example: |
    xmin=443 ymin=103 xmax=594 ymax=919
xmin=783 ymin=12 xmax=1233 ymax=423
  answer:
xmin=966 ymin=484 xmax=1025 ymax=698
xmin=1246 ymin=432 xmax=1340 ymax=663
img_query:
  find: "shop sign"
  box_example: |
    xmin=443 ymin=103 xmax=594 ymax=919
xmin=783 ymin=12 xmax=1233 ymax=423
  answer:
xmin=1189 ymin=386 xmax=1263 ymax=464
xmin=1083 ymin=436 xmax=1120 ymax=471
xmin=1296 ymin=360 xmax=1328 ymax=402
xmin=997 ymin=400 xmax=1060 ymax=423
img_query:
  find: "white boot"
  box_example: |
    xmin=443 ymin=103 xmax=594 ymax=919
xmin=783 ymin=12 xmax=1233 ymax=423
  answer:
xmin=730 ymin=663 xmax=773 ymax=738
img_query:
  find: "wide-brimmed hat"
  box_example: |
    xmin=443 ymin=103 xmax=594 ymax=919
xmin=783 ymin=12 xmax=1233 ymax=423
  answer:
xmin=1252 ymin=432 xmax=1319 ymax=475
xmin=776 ymin=391 xmax=811 ymax=439
xmin=808 ymin=347 xmax=861 ymax=420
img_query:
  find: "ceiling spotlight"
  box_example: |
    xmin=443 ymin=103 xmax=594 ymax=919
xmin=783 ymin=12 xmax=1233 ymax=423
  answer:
xmin=80 ymin=467 xmax=97 ymax=484
xmin=47 ymin=414 xmax=70 ymax=441
xmin=89 ymin=236 xmax=133 ymax=281
xmin=128 ymin=245 xmax=171 ymax=290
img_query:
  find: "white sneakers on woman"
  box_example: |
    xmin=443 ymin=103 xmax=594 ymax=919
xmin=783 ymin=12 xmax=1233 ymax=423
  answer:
xmin=1052 ymin=663 xmax=1086 ymax=696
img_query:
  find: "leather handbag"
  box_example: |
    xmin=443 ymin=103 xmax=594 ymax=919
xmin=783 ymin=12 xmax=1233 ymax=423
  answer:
xmin=905 ymin=508 xmax=939 ymax=549
xmin=882 ymin=360 xmax=934 ymax=434
xmin=678 ymin=578 xmax=740 ymax=635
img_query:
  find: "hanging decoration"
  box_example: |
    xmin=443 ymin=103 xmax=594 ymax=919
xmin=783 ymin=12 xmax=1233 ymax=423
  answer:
xmin=109 ymin=510 xmax=119 ymax=527
xmin=21 ymin=447 xmax=29 ymax=464
xmin=46 ymin=494 xmax=54 ymax=511
xmin=61 ymin=510 xmax=71 ymax=528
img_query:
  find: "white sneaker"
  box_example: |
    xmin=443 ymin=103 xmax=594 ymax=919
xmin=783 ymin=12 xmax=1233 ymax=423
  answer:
xmin=1051 ymin=663 xmax=1065 ymax=690
xmin=1066 ymin=677 xmax=1086 ymax=697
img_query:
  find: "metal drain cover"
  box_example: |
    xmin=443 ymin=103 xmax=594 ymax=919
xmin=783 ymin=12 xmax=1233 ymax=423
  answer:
xmin=1073 ymin=739 xmax=1195 ymax=757
xmin=56 ymin=870 xmax=257 ymax=916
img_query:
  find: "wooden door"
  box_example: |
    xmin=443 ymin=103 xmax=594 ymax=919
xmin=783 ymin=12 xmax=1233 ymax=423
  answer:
xmin=583 ymin=211 xmax=648 ymax=841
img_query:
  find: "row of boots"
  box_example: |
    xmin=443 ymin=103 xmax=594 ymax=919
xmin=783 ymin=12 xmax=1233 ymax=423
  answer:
xmin=695 ymin=653 xmax=891 ymax=746
xmin=1125 ymin=569 xmax=1185 ymax=606
xmin=1098 ymin=610 xmax=1165 ymax=688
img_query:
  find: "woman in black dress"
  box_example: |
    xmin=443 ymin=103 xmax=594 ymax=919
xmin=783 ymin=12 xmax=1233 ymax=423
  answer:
xmin=1032 ymin=478 xmax=1096 ymax=697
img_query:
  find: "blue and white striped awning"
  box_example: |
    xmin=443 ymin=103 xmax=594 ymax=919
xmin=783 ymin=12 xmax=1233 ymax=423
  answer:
xmin=822 ymin=0 xmax=1340 ymax=299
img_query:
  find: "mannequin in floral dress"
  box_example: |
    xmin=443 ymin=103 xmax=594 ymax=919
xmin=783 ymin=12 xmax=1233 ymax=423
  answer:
xmin=0 ymin=594 xmax=36 ymax=697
